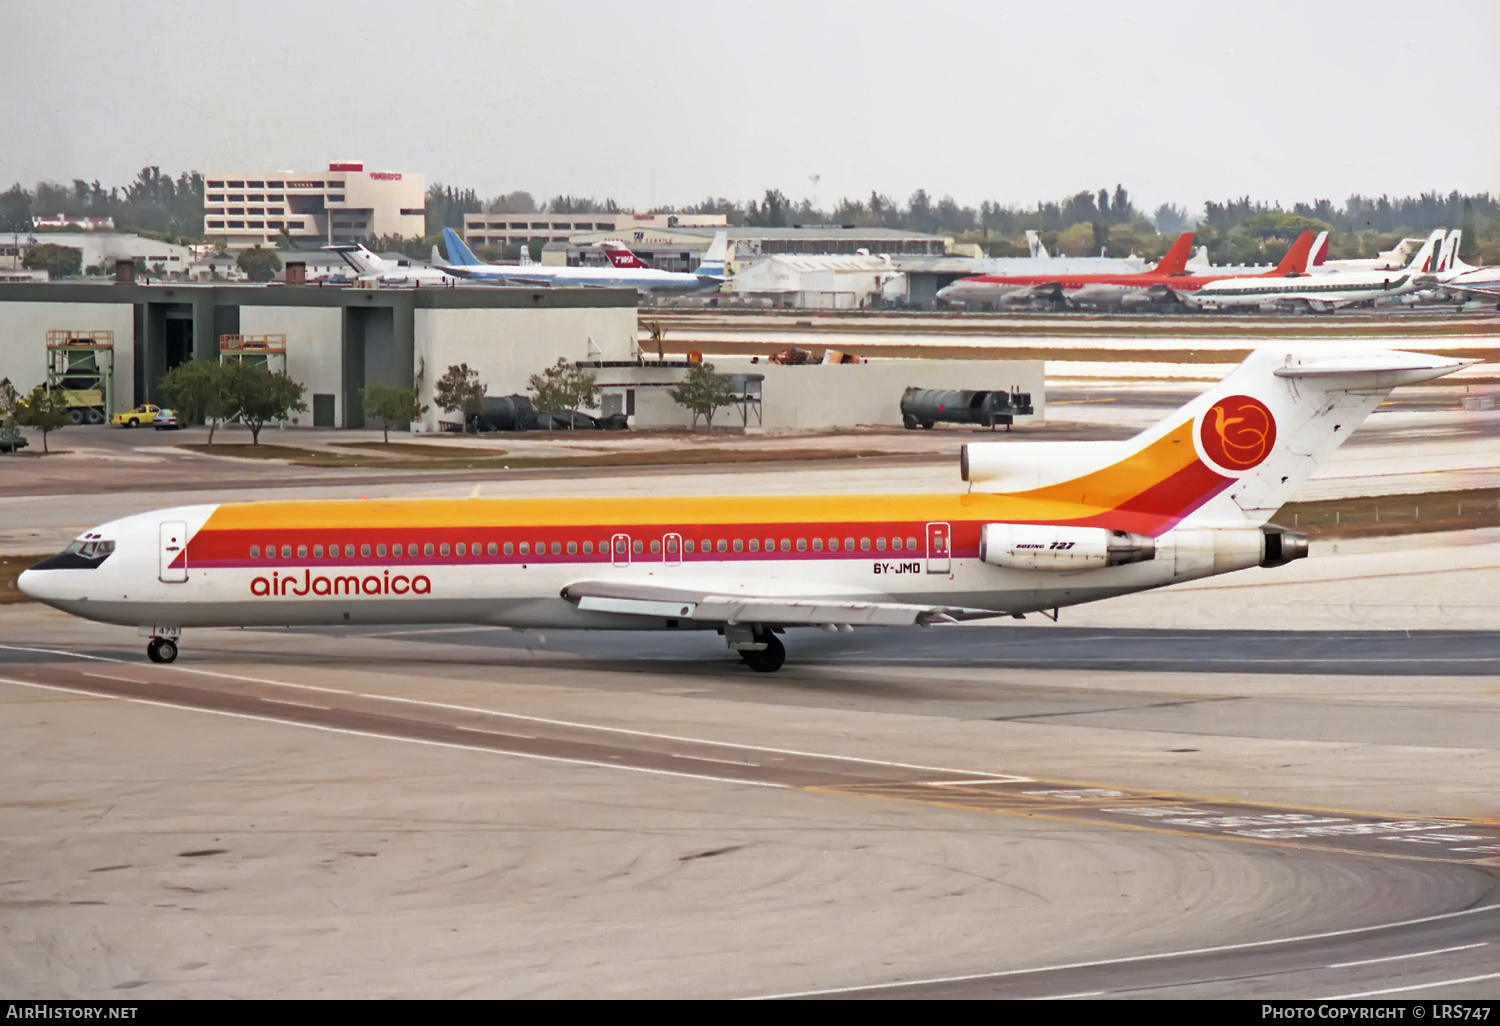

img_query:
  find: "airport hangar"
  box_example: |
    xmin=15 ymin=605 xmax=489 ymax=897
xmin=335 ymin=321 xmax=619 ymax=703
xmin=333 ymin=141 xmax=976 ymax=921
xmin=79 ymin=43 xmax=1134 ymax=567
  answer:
xmin=0 ymin=281 xmax=1043 ymax=433
xmin=0 ymin=282 xmax=638 ymax=431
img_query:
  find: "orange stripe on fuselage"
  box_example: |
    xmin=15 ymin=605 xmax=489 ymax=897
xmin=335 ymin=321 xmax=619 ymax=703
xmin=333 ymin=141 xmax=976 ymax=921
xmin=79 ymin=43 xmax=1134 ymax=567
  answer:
xmin=196 ymin=418 xmax=1227 ymax=543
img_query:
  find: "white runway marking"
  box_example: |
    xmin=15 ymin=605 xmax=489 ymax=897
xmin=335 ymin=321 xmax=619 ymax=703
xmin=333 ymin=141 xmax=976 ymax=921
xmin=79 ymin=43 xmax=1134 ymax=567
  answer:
xmin=1325 ymin=970 xmax=1500 ymax=999
xmin=0 ymin=642 xmax=1029 ymax=782
xmin=0 ymin=675 xmax=790 ymax=791
xmin=1325 ymin=941 xmax=1488 ymax=968
xmin=750 ymin=903 xmax=1500 ymax=999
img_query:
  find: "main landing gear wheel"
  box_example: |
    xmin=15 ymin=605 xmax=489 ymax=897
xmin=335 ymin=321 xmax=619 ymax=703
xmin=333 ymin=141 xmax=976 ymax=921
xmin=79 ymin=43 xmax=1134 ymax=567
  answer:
xmin=147 ymin=638 xmax=178 ymax=664
xmin=739 ymin=633 xmax=786 ymax=673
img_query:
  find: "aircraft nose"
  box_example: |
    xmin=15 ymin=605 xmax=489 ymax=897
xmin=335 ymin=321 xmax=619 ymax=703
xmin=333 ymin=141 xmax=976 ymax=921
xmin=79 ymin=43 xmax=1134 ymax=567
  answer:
xmin=17 ymin=568 xmax=46 ymax=599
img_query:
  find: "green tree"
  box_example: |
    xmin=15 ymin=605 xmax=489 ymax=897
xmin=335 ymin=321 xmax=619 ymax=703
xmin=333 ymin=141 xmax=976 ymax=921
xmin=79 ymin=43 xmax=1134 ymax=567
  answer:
xmin=363 ymin=385 xmax=427 ymax=443
xmin=527 ymin=358 xmax=598 ymax=429
xmin=433 ymin=363 xmax=487 ymax=431
xmin=668 ymin=362 xmax=737 ymax=432
xmin=22 ymin=243 xmax=83 ymax=279
xmin=236 ymin=245 xmax=282 ymax=283
xmin=0 ymin=377 xmax=20 ymax=431
xmin=159 ymin=359 xmax=236 ymax=443
xmin=14 ymin=384 xmax=69 ymax=453
xmin=229 ymin=363 xmax=306 ymax=444
xmin=0 ymin=183 xmax=31 ymax=232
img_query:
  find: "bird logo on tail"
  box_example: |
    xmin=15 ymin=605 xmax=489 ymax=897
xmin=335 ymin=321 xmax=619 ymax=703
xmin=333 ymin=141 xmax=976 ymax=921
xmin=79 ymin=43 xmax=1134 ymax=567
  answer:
xmin=1199 ymin=396 xmax=1276 ymax=471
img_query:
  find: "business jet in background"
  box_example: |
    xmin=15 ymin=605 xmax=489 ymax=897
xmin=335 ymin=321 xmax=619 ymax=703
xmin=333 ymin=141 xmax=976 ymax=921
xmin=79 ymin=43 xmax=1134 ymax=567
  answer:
xmin=1423 ymin=231 xmax=1500 ymax=301
xmin=20 ymin=347 xmax=1474 ymax=671
xmin=324 ymin=244 xmax=462 ymax=287
xmin=1186 ymin=230 xmax=1444 ymax=312
xmin=438 ymin=228 xmax=728 ymax=292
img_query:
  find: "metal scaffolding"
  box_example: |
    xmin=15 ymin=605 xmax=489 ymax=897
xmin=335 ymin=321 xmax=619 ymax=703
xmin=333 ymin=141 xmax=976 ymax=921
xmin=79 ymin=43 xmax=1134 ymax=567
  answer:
xmin=219 ymin=334 xmax=287 ymax=374
xmin=45 ymin=330 xmax=115 ymax=424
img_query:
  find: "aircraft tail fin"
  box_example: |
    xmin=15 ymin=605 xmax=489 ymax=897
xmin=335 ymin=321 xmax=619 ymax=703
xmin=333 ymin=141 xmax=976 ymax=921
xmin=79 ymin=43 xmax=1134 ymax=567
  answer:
xmin=600 ymin=240 xmax=651 ymax=269
xmin=324 ymin=244 xmax=384 ymax=275
xmin=1025 ymin=230 xmax=1049 ymax=259
xmin=1405 ymin=229 xmax=1446 ymax=274
xmin=963 ymin=347 xmax=1476 ymax=533
xmin=695 ymin=230 xmax=729 ymax=279
xmin=1151 ymin=232 xmax=1195 ymax=275
xmin=1309 ymin=231 xmax=1329 ymax=268
xmin=1436 ymin=230 xmax=1459 ymax=273
xmin=1270 ymin=231 xmax=1315 ymax=275
xmin=441 ymin=227 xmax=484 ymax=267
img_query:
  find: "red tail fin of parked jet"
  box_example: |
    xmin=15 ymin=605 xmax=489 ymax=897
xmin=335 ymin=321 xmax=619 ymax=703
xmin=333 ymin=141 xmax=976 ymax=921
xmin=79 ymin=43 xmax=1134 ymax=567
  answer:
xmin=600 ymin=241 xmax=651 ymax=269
xmin=1152 ymin=233 xmax=1196 ymax=275
xmin=1271 ymin=232 xmax=1316 ymax=275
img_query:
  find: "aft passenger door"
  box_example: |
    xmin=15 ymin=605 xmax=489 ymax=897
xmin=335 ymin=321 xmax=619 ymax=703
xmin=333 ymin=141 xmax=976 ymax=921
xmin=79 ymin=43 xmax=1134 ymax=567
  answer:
xmin=611 ymin=533 xmax=631 ymax=567
xmin=925 ymin=522 xmax=951 ymax=574
xmin=663 ymin=532 xmax=682 ymax=567
xmin=159 ymin=521 xmax=188 ymax=583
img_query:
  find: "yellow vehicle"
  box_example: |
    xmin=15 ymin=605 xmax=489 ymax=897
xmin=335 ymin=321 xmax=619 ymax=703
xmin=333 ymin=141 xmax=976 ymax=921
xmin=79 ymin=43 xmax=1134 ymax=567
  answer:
xmin=111 ymin=404 xmax=163 ymax=428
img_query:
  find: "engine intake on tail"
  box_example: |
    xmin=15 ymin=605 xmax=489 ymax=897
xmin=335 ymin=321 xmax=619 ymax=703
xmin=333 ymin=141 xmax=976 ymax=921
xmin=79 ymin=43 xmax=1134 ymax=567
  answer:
xmin=979 ymin=524 xmax=1155 ymax=571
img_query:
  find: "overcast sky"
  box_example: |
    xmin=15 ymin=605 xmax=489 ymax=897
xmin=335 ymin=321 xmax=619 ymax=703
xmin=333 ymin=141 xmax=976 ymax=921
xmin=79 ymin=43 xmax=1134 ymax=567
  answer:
xmin=5 ymin=0 xmax=1497 ymax=214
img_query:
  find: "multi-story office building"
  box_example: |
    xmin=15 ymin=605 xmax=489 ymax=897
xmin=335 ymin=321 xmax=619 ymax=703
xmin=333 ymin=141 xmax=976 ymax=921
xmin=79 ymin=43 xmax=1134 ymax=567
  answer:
xmin=462 ymin=212 xmax=726 ymax=250
xmin=202 ymin=161 xmax=425 ymax=249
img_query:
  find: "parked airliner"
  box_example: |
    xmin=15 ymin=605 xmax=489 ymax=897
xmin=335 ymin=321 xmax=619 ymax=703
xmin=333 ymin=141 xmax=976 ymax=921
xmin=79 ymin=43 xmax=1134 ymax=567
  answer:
xmin=1186 ymin=230 xmax=1444 ymax=311
xmin=937 ymin=232 xmax=1316 ymax=308
xmin=20 ymin=348 xmax=1472 ymax=671
xmin=438 ymin=228 xmax=728 ymax=292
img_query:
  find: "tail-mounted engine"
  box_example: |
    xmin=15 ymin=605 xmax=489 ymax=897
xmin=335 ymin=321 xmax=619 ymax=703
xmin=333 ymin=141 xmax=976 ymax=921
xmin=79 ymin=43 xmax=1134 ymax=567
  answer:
xmin=1259 ymin=524 xmax=1308 ymax=567
xmin=979 ymin=524 xmax=1155 ymax=571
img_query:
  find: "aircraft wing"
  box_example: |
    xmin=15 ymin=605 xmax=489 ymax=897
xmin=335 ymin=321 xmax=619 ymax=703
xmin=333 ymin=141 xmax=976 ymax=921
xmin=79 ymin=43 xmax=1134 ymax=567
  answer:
xmin=560 ymin=580 xmax=1001 ymax=626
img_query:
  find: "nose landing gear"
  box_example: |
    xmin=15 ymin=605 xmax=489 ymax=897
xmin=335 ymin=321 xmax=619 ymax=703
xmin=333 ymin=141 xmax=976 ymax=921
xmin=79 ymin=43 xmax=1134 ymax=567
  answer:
xmin=147 ymin=637 xmax=178 ymax=664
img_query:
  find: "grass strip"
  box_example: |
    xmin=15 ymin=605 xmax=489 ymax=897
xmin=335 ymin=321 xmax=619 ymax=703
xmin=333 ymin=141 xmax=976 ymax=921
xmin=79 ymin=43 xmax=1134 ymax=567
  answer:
xmin=1275 ymin=487 xmax=1500 ymax=539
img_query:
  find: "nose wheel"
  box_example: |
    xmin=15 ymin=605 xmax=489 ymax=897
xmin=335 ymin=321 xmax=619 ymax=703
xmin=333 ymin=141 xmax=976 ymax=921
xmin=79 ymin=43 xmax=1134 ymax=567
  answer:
xmin=147 ymin=637 xmax=178 ymax=664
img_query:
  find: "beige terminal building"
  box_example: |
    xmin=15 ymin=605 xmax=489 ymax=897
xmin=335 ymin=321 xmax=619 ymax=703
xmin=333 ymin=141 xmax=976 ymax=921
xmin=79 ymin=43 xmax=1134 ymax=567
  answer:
xmin=202 ymin=161 xmax=424 ymax=250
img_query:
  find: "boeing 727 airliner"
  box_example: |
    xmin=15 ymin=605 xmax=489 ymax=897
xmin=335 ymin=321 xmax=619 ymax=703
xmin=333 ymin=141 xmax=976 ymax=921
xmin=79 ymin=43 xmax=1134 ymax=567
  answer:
xmin=20 ymin=347 xmax=1472 ymax=671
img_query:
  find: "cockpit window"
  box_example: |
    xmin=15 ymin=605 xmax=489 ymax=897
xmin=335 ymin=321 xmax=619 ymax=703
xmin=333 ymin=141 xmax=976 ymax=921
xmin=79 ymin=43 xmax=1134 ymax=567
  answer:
xmin=66 ymin=539 xmax=116 ymax=560
xmin=32 ymin=538 xmax=116 ymax=572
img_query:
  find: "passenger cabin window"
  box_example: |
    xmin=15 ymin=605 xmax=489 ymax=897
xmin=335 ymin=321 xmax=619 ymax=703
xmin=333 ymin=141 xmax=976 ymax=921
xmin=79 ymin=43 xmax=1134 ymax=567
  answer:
xmin=665 ymin=538 xmax=677 ymax=554
xmin=313 ymin=545 xmax=323 ymax=558
xmin=845 ymin=537 xmax=855 ymax=551
xmin=812 ymin=538 xmax=823 ymax=551
xmin=297 ymin=545 xmax=308 ymax=558
xmin=685 ymin=540 xmax=695 ymax=553
xmin=440 ymin=543 xmax=450 ymax=556
xmin=632 ymin=540 xmax=643 ymax=554
xmin=346 ymin=544 xmax=356 ymax=557
xmin=455 ymin=543 xmax=465 ymax=556
xmin=733 ymin=539 xmax=743 ymax=552
xmin=717 ymin=539 xmax=727 ymax=553
xmin=828 ymin=538 xmax=839 ymax=551
xmin=780 ymin=539 xmax=791 ymax=552
xmin=423 ymin=543 xmax=434 ymax=557
xmin=361 ymin=544 xmax=371 ymax=557
xmin=797 ymin=538 xmax=807 ymax=552
xmin=749 ymin=539 xmax=759 ymax=552
xmin=861 ymin=538 xmax=871 ymax=551
xmin=551 ymin=542 xmax=561 ymax=555
xmin=375 ymin=544 xmax=386 ymax=557
xmin=488 ymin=542 xmax=498 ymax=556
xmin=520 ymin=542 xmax=529 ymax=555
xmin=250 ymin=545 xmax=260 ymax=558
xmin=504 ymin=542 xmax=514 ymax=555
xmin=650 ymin=540 xmax=660 ymax=554
xmin=907 ymin=536 xmax=918 ymax=550
xmin=582 ymin=541 xmax=591 ymax=555
xmin=392 ymin=544 xmax=402 ymax=557
xmin=876 ymin=537 xmax=886 ymax=551
xmin=567 ymin=541 xmax=578 ymax=555
xmin=281 ymin=545 xmax=292 ymax=558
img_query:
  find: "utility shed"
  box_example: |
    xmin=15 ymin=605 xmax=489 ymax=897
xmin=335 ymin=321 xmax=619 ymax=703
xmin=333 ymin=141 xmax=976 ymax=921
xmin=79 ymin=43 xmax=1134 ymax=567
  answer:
xmin=0 ymin=282 xmax=637 ymax=430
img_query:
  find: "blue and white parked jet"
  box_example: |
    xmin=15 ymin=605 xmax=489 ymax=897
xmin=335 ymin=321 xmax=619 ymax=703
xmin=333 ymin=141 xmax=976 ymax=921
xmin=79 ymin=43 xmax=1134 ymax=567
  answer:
xmin=438 ymin=228 xmax=729 ymax=292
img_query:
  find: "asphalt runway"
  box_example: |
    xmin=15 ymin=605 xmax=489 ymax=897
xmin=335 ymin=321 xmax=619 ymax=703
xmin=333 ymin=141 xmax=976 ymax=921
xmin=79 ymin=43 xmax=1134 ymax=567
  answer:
xmin=3 ymin=609 xmax=1498 ymax=998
